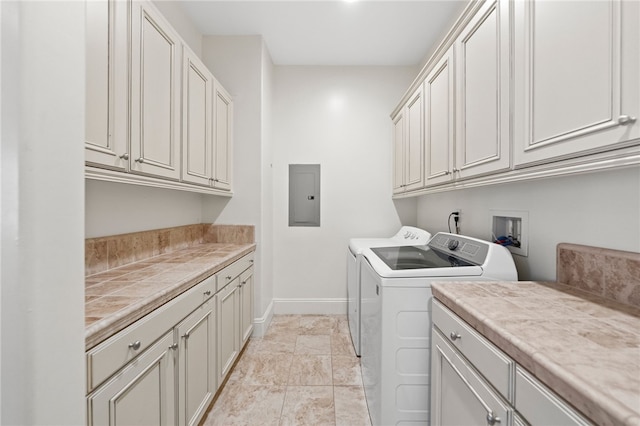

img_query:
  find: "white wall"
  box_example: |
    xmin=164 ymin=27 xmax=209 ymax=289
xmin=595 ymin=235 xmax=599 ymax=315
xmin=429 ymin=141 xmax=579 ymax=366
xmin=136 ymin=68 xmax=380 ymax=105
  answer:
xmin=272 ymin=66 xmax=417 ymax=313
xmin=1 ymin=2 xmax=85 ymax=423
xmin=260 ymin=43 xmax=276 ymax=320
xmin=200 ymin=36 xmax=274 ymax=331
xmin=85 ymin=180 xmax=205 ymax=238
xmin=416 ymin=167 xmax=640 ymax=281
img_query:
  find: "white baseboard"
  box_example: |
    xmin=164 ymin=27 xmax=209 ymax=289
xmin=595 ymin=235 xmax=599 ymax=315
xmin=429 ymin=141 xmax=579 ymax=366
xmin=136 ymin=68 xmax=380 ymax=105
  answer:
xmin=272 ymin=298 xmax=347 ymax=315
xmin=251 ymin=300 xmax=274 ymax=338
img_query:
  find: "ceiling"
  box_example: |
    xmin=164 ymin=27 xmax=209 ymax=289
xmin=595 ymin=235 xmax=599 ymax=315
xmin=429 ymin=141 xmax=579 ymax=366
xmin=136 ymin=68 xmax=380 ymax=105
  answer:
xmin=180 ymin=0 xmax=469 ymax=66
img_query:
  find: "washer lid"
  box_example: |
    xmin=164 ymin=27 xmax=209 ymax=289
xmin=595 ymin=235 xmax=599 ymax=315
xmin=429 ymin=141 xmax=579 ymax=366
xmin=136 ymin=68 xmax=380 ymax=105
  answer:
xmin=370 ymin=245 xmax=475 ymax=270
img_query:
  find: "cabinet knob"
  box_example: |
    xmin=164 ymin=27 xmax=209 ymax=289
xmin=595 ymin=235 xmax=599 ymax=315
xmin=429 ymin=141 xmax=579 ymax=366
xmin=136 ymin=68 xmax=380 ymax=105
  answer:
xmin=226 ymin=276 xmax=232 ymax=280
xmin=119 ymin=153 xmax=129 ymax=160
xmin=204 ymin=290 xmax=212 ymax=296
xmin=128 ymin=340 xmax=141 ymax=351
xmin=168 ymin=343 xmax=178 ymax=350
xmin=450 ymin=331 xmax=461 ymax=341
xmin=486 ymin=412 xmax=501 ymax=425
xmin=452 ymin=168 xmax=460 ymax=173
xmin=618 ymin=115 xmax=637 ymax=125
xmin=135 ymin=157 xmax=144 ymax=163
xmin=444 ymin=171 xmax=451 ymax=175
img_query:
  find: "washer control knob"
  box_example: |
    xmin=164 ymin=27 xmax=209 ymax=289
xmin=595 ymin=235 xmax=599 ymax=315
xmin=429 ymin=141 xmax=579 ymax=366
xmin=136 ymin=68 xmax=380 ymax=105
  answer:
xmin=448 ymin=239 xmax=459 ymax=251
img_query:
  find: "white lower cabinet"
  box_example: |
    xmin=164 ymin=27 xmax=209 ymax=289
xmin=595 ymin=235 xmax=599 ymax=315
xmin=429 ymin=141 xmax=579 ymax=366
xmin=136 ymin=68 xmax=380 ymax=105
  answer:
xmin=432 ymin=301 xmax=592 ymax=426
xmin=87 ymin=254 xmax=255 ymax=426
xmin=515 ymin=366 xmax=590 ymax=426
xmin=176 ymin=298 xmax=216 ymax=426
xmin=88 ymin=332 xmax=176 ymax=426
xmin=431 ymin=330 xmax=511 ymax=426
xmin=216 ymin=277 xmax=240 ymax=384
xmin=239 ymin=267 xmax=254 ymax=346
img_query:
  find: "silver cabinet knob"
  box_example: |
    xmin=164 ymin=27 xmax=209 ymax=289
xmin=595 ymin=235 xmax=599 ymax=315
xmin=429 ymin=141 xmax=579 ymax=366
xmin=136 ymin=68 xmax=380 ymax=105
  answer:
xmin=128 ymin=340 xmax=141 ymax=350
xmin=168 ymin=343 xmax=178 ymax=350
xmin=618 ymin=115 xmax=637 ymax=125
xmin=486 ymin=412 xmax=501 ymax=425
xmin=450 ymin=332 xmax=461 ymax=341
xmin=135 ymin=157 xmax=144 ymax=163
xmin=452 ymin=168 xmax=460 ymax=173
xmin=119 ymin=153 xmax=129 ymax=160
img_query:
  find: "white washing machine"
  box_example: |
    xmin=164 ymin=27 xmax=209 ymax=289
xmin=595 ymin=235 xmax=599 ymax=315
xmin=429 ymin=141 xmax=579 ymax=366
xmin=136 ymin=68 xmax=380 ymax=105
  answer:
xmin=347 ymin=226 xmax=431 ymax=356
xmin=359 ymin=232 xmax=518 ymax=426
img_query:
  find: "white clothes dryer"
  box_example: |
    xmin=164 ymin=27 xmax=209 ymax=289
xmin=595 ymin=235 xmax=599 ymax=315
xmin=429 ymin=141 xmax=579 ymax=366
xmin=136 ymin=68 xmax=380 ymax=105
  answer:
xmin=347 ymin=226 xmax=431 ymax=356
xmin=359 ymin=232 xmax=518 ymax=426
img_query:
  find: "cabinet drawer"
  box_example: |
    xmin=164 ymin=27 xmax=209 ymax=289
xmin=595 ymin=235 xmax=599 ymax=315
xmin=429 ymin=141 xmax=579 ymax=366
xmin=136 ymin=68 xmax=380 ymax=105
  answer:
xmin=87 ymin=274 xmax=215 ymax=392
xmin=217 ymin=253 xmax=254 ymax=292
xmin=432 ymin=300 xmax=514 ymax=401
xmin=515 ymin=366 xmax=591 ymax=425
xmin=431 ymin=329 xmax=511 ymax=426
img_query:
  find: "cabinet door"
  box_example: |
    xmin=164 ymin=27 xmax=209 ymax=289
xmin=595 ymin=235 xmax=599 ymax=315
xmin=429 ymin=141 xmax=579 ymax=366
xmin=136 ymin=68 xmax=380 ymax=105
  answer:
xmin=239 ymin=267 xmax=254 ymax=347
xmin=88 ymin=332 xmax=176 ymax=426
xmin=425 ymin=48 xmax=455 ymax=186
xmin=130 ymin=0 xmax=181 ymax=180
xmin=217 ymin=278 xmax=240 ymax=383
xmin=85 ymin=0 xmax=129 ymax=170
xmin=455 ymin=0 xmax=511 ymax=179
xmin=176 ymin=299 xmax=216 ymax=426
xmin=513 ymin=0 xmax=640 ymax=167
xmin=431 ymin=329 xmax=511 ymax=426
xmin=182 ymin=47 xmax=213 ymax=187
xmin=404 ymin=86 xmax=425 ymax=191
xmin=212 ymin=81 xmax=233 ymax=191
xmin=392 ymin=111 xmax=405 ymax=194
xmin=515 ymin=366 xmax=591 ymax=426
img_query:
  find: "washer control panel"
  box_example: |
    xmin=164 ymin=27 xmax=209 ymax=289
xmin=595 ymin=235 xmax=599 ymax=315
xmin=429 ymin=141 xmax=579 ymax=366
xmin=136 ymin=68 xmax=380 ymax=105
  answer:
xmin=428 ymin=232 xmax=490 ymax=266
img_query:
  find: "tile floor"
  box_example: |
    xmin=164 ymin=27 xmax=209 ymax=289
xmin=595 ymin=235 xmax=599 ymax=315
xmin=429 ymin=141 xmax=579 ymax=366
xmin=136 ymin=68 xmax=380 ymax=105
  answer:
xmin=202 ymin=314 xmax=372 ymax=426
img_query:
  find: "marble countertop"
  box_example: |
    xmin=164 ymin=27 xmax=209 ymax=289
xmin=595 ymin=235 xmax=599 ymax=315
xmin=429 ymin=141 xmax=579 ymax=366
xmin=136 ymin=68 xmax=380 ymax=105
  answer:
xmin=85 ymin=242 xmax=256 ymax=350
xmin=432 ymin=281 xmax=640 ymax=426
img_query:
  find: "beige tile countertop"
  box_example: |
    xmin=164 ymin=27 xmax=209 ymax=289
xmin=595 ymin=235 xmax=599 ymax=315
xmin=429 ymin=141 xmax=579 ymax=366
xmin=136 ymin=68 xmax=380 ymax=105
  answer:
xmin=432 ymin=281 xmax=640 ymax=426
xmin=85 ymin=242 xmax=256 ymax=350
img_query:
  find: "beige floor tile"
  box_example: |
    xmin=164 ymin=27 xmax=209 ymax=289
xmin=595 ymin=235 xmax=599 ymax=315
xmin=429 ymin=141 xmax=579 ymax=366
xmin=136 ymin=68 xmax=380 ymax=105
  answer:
xmin=295 ymin=334 xmax=332 ymax=354
xmin=280 ymin=386 xmax=336 ymax=426
xmin=300 ymin=315 xmax=337 ymax=334
xmin=288 ymin=355 xmax=333 ymax=385
xmin=256 ymin=335 xmax=298 ymax=353
xmin=203 ymin=381 xmax=286 ymax=426
xmin=331 ymin=333 xmax=355 ymax=356
xmin=241 ymin=352 xmax=293 ymax=386
xmin=334 ymin=385 xmax=371 ymax=426
xmin=332 ymin=355 xmax=363 ymax=386
xmin=202 ymin=315 xmax=370 ymax=425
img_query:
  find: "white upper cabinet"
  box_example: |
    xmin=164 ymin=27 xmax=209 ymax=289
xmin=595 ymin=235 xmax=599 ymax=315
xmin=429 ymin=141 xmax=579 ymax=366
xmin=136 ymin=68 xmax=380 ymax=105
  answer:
xmin=392 ymin=110 xmax=405 ymax=194
xmin=455 ymin=0 xmax=510 ymax=179
xmin=182 ymin=46 xmax=214 ymax=187
xmin=393 ymin=86 xmax=425 ymax=194
xmin=513 ymin=0 xmax=640 ymax=167
xmin=212 ymin=81 xmax=233 ymax=191
xmin=130 ymin=0 xmax=182 ymax=180
xmin=424 ymin=48 xmax=455 ymax=187
xmin=404 ymin=86 xmax=425 ymax=191
xmin=85 ymin=0 xmax=129 ymax=170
